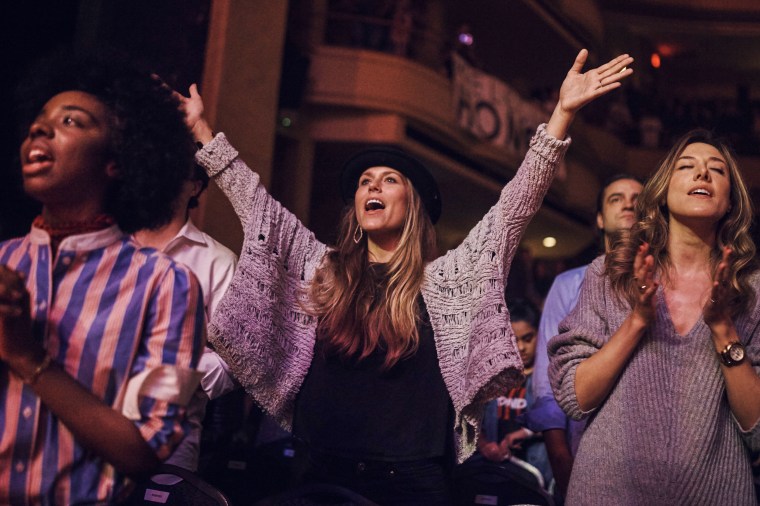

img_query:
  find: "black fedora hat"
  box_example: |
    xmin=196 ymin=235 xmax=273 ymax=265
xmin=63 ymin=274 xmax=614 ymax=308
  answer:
xmin=340 ymin=146 xmax=442 ymax=224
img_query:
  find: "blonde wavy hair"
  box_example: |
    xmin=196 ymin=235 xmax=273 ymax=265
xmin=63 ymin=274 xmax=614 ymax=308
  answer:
xmin=606 ymin=129 xmax=757 ymax=316
xmin=307 ymin=181 xmax=438 ymax=369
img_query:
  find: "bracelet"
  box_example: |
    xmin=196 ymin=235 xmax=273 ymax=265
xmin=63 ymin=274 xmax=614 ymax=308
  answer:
xmin=195 ymin=132 xmax=216 ymax=150
xmin=23 ymin=354 xmax=53 ymax=386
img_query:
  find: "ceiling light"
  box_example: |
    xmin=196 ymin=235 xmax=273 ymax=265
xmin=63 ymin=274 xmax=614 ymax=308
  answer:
xmin=542 ymin=236 xmax=557 ymax=248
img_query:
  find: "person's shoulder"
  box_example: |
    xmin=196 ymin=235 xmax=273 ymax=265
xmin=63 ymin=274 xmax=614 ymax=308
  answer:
xmin=0 ymin=236 xmax=30 ymax=269
xmin=199 ymin=231 xmax=238 ymax=264
xmin=587 ymin=254 xmax=606 ymax=275
xmin=183 ymin=220 xmax=238 ymax=262
xmin=128 ymin=237 xmax=198 ymax=280
xmin=554 ymin=264 xmax=589 ymax=284
xmin=548 ymin=263 xmax=591 ymax=294
xmin=548 ymin=257 xmax=607 ymax=300
xmin=743 ymin=268 xmax=760 ymax=312
xmin=747 ymin=268 xmax=760 ymax=286
xmin=734 ymin=268 xmax=760 ymax=331
xmin=0 ymin=234 xmax=27 ymax=252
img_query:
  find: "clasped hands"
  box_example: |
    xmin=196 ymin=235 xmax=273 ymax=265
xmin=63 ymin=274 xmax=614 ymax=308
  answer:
xmin=0 ymin=265 xmax=44 ymax=379
xmin=632 ymin=243 xmax=734 ymax=332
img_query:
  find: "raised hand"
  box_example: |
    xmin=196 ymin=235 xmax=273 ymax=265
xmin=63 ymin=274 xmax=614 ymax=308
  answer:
xmin=547 ymin=49 xmax=633 ymax=139
xmin=632 ymin=242 xmax=657 ymax=326
xmin=558 ymin=50 xmax=633 ymax=115
xmin=175 ymin=84 xmax=214 ymax=145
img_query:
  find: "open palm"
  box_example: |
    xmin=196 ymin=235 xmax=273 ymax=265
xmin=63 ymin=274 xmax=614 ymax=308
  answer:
xmin=558 ymin=50 xmax=633 ymax=115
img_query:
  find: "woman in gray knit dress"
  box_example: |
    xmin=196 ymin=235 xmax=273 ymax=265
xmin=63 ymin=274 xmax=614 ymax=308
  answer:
xmin=549 ymin=129 xmax=760 ymax=505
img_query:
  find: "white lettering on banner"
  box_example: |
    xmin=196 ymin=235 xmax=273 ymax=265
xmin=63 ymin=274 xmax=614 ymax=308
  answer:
xmin=451 ymin=53 xmax=549 ymax=158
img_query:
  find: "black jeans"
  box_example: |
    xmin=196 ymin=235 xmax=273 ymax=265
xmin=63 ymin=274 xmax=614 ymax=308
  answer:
xmin=303 ymin=450 xmax=453 ymax=505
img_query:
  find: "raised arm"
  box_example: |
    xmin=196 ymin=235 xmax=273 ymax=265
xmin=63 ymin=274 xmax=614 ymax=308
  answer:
xmin=176 ymin=85 xmax=328 ymax=269
xmin=171 ymin=86 xmax=329 ymax=425
xmin=447 ymin=50 xmax=633 ymax=276
xmin=173 ymin=85 xmax=261 ymax=227
xmin=180 ymin=83 xmax=214 ymax=145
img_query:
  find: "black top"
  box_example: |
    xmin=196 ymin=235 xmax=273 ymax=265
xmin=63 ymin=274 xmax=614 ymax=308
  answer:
xmin=294 ymin=265 xmax=452 ymax=462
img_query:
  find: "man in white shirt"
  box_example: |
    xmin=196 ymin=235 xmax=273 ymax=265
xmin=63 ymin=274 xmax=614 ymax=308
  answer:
xmin=135 ymin=165 xmax=238 ymax=471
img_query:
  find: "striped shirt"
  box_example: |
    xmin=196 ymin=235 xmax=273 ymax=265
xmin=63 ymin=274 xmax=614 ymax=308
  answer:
xmin=0 ymin=225 xmax=205 ymax=505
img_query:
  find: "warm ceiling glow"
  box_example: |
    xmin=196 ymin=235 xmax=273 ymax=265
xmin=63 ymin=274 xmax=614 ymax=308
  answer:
xmin=542 ymin=236 xmax=557 ymax=248
xmin=650 ymin=53 xmax=661 ymax=69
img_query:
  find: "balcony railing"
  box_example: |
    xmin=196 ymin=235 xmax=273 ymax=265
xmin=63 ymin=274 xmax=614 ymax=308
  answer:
xmin=323 ymin=8 xmax=450 ymax=74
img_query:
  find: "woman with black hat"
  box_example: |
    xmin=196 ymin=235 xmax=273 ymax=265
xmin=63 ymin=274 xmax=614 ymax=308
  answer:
xmin=179 ymin=49 xmax=632 ymax=504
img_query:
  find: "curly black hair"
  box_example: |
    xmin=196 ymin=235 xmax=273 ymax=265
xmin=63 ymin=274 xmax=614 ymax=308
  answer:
xmin=15 ymin=49 xmax=195 ymax=233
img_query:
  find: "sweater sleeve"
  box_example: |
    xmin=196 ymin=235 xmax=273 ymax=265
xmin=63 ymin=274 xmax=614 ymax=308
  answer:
xmin=548 ymin=257 xmax=610 ymax=421
xmin=423 ymin=125 xmax=570 ymax=462
xmin=194 ymin=132 xmax=327 ymax=271
xmin=195 ymin=133 xmax=258 ymax=229
xmin=734 ymin=294 xmax=760 ymax=450
xmin=193 ymin=133 xmax=328 ymax=426
xmin=447 ymin=124 xmax=569 ymax=276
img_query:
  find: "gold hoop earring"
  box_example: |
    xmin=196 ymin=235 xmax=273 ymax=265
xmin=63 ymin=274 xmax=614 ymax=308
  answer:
xmin=353 ymin=224 xmax=363 ymax=244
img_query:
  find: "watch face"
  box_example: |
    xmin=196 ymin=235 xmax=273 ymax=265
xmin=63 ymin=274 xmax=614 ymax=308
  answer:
xmin=729 ymin=344 xmax=745 ymax=362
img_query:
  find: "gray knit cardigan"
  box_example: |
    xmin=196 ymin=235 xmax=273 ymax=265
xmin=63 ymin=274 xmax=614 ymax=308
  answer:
xmin=195 ymin=124 xmax=569 ymax=462
xmin=549 ymin=256 xmax=760 ymax=505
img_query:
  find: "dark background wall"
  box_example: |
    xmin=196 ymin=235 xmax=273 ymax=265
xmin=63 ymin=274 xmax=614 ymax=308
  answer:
xmin=0 ymin=1 xmax=210 ymax=241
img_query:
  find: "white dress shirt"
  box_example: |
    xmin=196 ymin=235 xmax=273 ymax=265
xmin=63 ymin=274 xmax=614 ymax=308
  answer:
xmin=137 ymin=218 xmax=239 ymax=470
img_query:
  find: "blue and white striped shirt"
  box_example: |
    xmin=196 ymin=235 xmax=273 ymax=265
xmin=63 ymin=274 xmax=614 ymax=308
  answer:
xmin=0 ymin=225 xmax=205 ymax=505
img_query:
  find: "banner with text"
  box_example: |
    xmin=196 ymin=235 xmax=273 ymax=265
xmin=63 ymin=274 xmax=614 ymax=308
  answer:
xmin=451 ymin=53 xmax=550 ymax=159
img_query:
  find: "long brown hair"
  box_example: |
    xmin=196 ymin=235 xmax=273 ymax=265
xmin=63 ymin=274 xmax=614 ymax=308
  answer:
xmin=307 ymin=181 xmax=438 ymax=368
xmin=606 ymin=129 xmax=757 ymax=316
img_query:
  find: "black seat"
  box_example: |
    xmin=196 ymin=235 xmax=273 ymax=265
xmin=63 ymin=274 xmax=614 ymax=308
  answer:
xmin=253 ymin=483 xmax=378 ymax=506
xmin=125 ymin=464 xmax=232 ymax=506
xmin=452 ymin=456 xmax=554 ymax=506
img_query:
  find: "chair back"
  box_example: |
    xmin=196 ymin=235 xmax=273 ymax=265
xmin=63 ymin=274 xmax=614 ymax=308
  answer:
xmin=125 ymin=464 xmax=232 ymax=506
xmin=254 ymin=482 xmax=378 ymax=505
xmin=452 ymin=456 xmax=554 ymax=506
